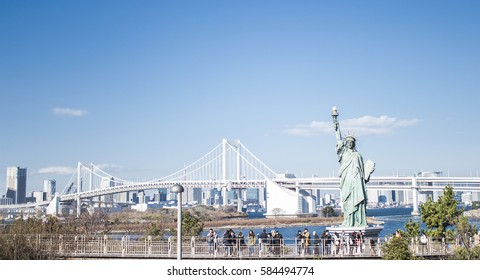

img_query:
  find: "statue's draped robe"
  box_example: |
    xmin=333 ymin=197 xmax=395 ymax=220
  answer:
xmin=336 ymin=140 xmax=367 ymax=227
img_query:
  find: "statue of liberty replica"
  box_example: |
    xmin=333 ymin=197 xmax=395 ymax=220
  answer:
xmin=328 ymin=107 xmax=382 ymax=237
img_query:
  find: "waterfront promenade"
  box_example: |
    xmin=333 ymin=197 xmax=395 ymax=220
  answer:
xmin=6 ymin=234 xmax=458 ymax=259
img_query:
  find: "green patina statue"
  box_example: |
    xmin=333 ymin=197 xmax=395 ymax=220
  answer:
xmin=332 ymin=107 xmax=375 ymax=228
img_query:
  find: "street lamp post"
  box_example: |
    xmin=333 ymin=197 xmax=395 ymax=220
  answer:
xmin=170 ymin=184 xmax=184 ymax=260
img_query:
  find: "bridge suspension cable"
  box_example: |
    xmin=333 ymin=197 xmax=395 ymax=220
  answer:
xmin=60 ymin=139 xmax=277 ymax=197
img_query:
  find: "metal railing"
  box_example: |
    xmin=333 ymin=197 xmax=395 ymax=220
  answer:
xmin=0 ymin=234 xmax=466 ymax=259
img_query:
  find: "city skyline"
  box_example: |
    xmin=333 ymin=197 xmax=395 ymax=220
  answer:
xmin=1 ymin=1 xmax=480 ymax=194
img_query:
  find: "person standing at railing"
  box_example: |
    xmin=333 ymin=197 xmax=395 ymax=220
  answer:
xmin=272 ymin=230 xmax=280 ymax=256
xmin=223 ymin=229 xmax=235 ymax=256
xmin=303 ymin=228 xmax=311 ymax=255
xmin=420 ymin=230 xmax=428 ymax=255
xmin=312 ymin=231 xmax=320 ymax=255
xmin=295 ymin=230 xmax=304 ymax=255
xmin=325 ymin=230 xmax=333 ymax=255
xmin=320 ymin=230 xmax=332 ymax=256
xmin=348 ymin=232 xmax=355 ymax=255
xmin=207 ymin=228 xmax=217 ymax=255
xmin=222 ymin=230 xmax=229 ymax=256
xmin=340 ymin=231 xmax=346 ymax=256
xmin=369 ymin=238 xmax=376 ymax=256
xmin=236 ymin=231 xmax=246 ymax=257
xmin=357 ymin=230 xmax=365 ymax=255
xmin=332 ymin=232 xmax=340 ymax=255
xmin=277 ymin=230 xmax=284 ymax=256
xmin=229 ymin=230 xmax=237 ymax=256
xmin=259 ymin=229 xmax=268 ymax=255
xmin=247 ymin=230 xmax=256 ymax=256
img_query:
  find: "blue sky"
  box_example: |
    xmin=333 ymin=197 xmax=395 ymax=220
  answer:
xmin=1 ymin=0 xmax=479 ymax=193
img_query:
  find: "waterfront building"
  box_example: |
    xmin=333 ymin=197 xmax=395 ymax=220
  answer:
xmin=317 ymin=196 xmax=325 ymax=206
xmin=225 ymin=189 xmax=237 ymax=205
xmin=202 ymin=188 xmax=220 ymax=205
xmin=472 ymin=192 xmax=480 ymax=202
xmin=324 ymin=193 xmax=332 ymax=204
xmin=367 ymin=190 xmax=378 ymax=206
xmin=157 ymin=189 xmax=167 ymax=202
xmin=32 ymin=191 xmax=46 ymax=203
xmin=6 ymin=167 xmax=27 ymax=204
xmin=461 ymin=192 xmax=473 ymax=206
xmin=0 ymin=196 xmax=13 ymax=205
xmin=130 ymin=192 xmax=139 ymax=204
xmin=404 ymin=190 xmax=414 ymax=205
xmin=112 ymin=182 xmax=128 ymax=204
xmin=378 ymin=190 xmax=394 ymax=206
xmin=43 ymin=179 xmax=56 ymax=201
xmin=245 ymin=188 xmax=259 ymax=203
xmin=114 ymin=190 xmax=129 ymax=204
xmin=101 ymin=177 xmax=115 ymax=205
xmin=184 ymin=188 xmax=202 ymax=205
xmin=153 ymin=192 xmax=161 ymax=203
xmin=137 ymin=190 xmax=147 ymax=204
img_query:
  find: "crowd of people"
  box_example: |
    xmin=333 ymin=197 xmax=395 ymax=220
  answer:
xmin=206 ymin=227 xmax=377 ymax=257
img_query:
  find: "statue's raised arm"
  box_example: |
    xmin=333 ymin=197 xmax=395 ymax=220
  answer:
xmin=332 ymin=106 xmax=341 ymax=142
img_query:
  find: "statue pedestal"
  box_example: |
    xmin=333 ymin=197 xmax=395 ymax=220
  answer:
xmin=326 ymin=224 xmax=384 ymax=238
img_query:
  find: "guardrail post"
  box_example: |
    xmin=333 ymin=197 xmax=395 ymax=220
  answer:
xmin=377 ymin=238 xmax=381 ymax=257
xmin=104 ymin=235 xmax=108 ymax=255
xmin=191 ymin=236 xmax=195 ymax=256
xmin=168 ymin=236 xmax=172 ymax=257
xmin=59 ymin=235 xmax=63 ymax=254
xmin=126 ymin=236 xmax=130 ymax=255
xmin=82 ymin=235 xmax=86 ymax=254
xmin=442 ymin=237 xmax=446 ymax=254
xmin=148 ymin=236 xmax=152 ymax=256
xmin=74 ymin=236 xmax=78 ymax=256
xmin=121 ymin=236 xmax=126 ymax=257
xmin=427 ymin=237 xmax=430 ymax=255
xmin=259 ymin=241 xmax=263 ymax=258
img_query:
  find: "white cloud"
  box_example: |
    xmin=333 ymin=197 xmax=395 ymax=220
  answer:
xmin=283 ymin=115 xmax=420 ymax=137
xmin=37 ymin=166 xmax=75 ymax=175
xmin=53 ymin=107 xmax=88 ymax=117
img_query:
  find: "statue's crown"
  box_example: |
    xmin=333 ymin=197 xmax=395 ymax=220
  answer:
xmin=345 ymin=134 xmax=356 ymax=142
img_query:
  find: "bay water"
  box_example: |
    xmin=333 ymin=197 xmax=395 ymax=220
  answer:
xmin=205 ymin=207 xmax=480 ymax=243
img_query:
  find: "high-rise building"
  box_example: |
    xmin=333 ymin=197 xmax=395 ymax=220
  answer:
xmin=6 ymin=167 xmax=27 ymax=204
xmin=114 ymin=183 xmax=129 ymax=203
xmin=183 ymin=188 xmax=202 ymax=205
xmin=101 ymin=177 xmax=114 ymax=205
xmin=245 ymin=189 xmax=259 ymax=204
xmin=158 ymin=189 xmax=167 ymax=202
xmin=43 ymin=179 xmax=56 ymax=201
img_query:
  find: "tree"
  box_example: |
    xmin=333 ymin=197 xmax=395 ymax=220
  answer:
xmin=170 ymin=212 xmax=204 ymax=237
xmin=420 ymin=185 xmax=463 ymax=238
xmin=271 ymin=208 xmax=284 ymax=217
xmin=403 ymin=218 xmax=421 ymax=239
xmin=321 ymin=206 xmax=336 ymax=218
xmin=0 ymin=216 xmax=66 ymax=259
xmin=381 ymin=236 xmax=414 ymax=260
xmin=76 ymin=211 xmax=113 ymax=235
xmin=453 ymin=215 xmax=479 ymax=260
